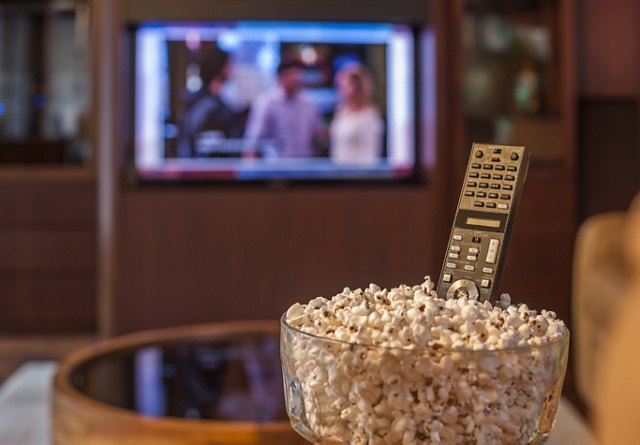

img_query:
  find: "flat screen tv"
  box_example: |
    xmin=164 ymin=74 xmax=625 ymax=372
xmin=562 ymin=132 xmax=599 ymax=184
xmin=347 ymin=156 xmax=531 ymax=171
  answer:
xmin=132 ymin=21 xmax=418 ymax=182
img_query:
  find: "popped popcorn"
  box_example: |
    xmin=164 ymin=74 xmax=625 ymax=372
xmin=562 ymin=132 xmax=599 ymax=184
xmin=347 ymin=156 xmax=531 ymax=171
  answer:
xmin=281 ymin=276 xmax=568 ymax=445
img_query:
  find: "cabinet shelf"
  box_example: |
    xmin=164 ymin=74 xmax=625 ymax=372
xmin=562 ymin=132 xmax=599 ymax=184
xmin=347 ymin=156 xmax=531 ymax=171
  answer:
xmin=0 ymin=165 xmax=95 ymax=183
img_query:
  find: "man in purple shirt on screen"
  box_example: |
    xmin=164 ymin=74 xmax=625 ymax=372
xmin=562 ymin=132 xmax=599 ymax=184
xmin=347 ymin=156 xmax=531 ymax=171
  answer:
xmin=245 ymin=61 xmax=323 ymax=158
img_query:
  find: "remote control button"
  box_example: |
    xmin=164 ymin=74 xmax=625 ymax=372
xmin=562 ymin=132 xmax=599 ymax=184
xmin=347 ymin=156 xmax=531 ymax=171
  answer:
xmin=474 ymin=201 xmax=484 ymax=207
xmin=480 ymin=173 xmax=491 ymax=179
xmin=443 ymin=273 xmax=452 ymax=283
xmin=468 ymin=247 xmax=479 ymax=254
xmin=510 ymin=152 xmax=519 ymax=161
xmin=489 ymin=193 xmax=498 ymax=199
xmin=490 ymin=183 xmax=500 ymax=189
xmin=493 ymin=148 xmax=502 ymax=154
xmin=491 ymin=157 xmax=500 ymax=162
xmin=502 ymin=184 xmax=513 ymax=190
xmin=472 ymin=236 xmax=481 ymax=243
xmin=483 ymin=164 xmax=493 ymax=170
xmin=446 ymin=262 xmax=457 ymax=269
xmin=450 ymin=245 xmax=461 ymax=252
xmin=482 ymin=267 xmax=494 ymax=274
xmin=464 ymin=265 xmax=475 ymax=271
xmin=472 ymin=163 xmax=481 ymax=169
xmin=500 ymin=193 xmax=511 ymax=200
xmin=466 ymin=255 xmax=477 ymax=261
xmin=481 ymin=278 xmax=491 ymax=288
xmin=477 ymin=192 xmax=487 ymax=197
xmin=505 ymin=175 xmax=515 ymax=181
xmin=467 ymin=181 xmax=477 ymax=187
xmin=507 ymin=166 xmax=517 ymax=172
xmin=492 ymin=174 xmax=503 ymax=180
xmin=497 ymin=203 xmax=509 ymax=210
xmin=470 ymin=172 xmax=479 ymax=178
xmin=449 ymin=253 xmax=459 ymax=259
xmin=494 ymin=165 xmax=505 ymax=171
xmin=475 ymin=150 xmax=484 ymax=158
xmin=486 ymin=202 xmax=496 ymax=208
xmin=479 ymin=182 xmax=489 ymax=189
xmin=465 ymin=191 xmax=475 ymax=197
xmin=486 ymin=239 xmax=500 ymax=264
xmin=453 ymin=234 xmax=463 ymax=241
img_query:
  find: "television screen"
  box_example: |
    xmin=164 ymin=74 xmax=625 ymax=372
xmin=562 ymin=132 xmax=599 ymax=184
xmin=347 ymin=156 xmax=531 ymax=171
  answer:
xmin=133 ymin=21 xmax=416 ymax=182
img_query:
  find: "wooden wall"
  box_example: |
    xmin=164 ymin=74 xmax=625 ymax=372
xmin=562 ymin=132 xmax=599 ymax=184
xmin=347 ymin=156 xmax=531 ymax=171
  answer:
xmin=1 ymin=0 xmax=636 ymax=335
xmin=577 ymin=0 xmax=640 ymax=220
xmin=0 ymin=171 xmax=96 ymax=332
xmin=579 ymin=0 xmax=638 ymax=98
xmin=578 ymin=100 xmax=639 ymax=217
xmin=97 ymin=0 xmax=582 ymax=335
xmin=7 ymin=0 xmax=622 ymax=335
xmin=97 ymin=0 xmax=450 ymax=335
xmin=112 ymin=187 xmax=444 ymax=333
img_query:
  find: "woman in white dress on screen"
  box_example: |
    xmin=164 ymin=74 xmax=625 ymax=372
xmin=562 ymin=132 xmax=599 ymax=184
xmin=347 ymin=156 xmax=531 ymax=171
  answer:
xmin=329 ymin=62 xmax=384 ymax=166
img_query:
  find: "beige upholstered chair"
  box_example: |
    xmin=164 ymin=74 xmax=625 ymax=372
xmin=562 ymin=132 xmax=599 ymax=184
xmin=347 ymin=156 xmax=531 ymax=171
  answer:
xmin=594 ymin=194 xmax=640 ymax=444
xmin=573 ymin=192 xmax=640 ymax=443
xmin=572 ymin=209 xmax=629 ymax=408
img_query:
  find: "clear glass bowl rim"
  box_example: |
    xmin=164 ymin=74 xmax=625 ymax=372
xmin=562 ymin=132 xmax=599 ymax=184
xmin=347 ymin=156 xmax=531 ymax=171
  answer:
xmin=280 ymin=312 xmax=569 ymax=354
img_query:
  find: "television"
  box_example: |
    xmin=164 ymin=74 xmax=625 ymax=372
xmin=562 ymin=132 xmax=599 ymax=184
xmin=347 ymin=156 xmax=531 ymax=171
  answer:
xmin=132 ymin=20 xmax=420 ymax=182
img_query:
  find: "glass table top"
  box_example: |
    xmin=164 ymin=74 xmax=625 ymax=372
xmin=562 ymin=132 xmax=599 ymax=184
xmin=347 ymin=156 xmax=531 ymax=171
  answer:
xmin=68 ymin=331 xmax=286 ymax=422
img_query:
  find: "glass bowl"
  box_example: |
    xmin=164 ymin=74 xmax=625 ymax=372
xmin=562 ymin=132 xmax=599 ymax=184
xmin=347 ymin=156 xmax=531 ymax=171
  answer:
xmin=280 ymin=314 xmax=569 ymax=445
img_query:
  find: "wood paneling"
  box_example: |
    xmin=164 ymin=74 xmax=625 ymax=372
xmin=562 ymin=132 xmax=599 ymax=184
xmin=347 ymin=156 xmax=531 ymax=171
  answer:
xmin=111 ymin=173 xmax=575 ymax=332
xmin=580 ymin=0 xmax=639 ymax=97
xmin=578 ymin=100 xmax=639 ymax=219
xmin=502 ymin=170 xmax=575 ymax=325
xmin=0 ymin=273 xmax=96 ymax=331
xmin=577 ymin=0 xmax=640 ymax=230
xmin=125 ymin=0 xmax=429 ymax=23
xmin=0 ymin=229 xmax=95 ymax=271
xmin=99 ymin=0 xmax=575 ymax=337
xmin=0 ymin=179 xmax=95 ymax=226
xmin=99 ymin=0 xmax=446 ymax=335
xmin=0 ymin=176 xmax=97 ymax=332
xmin=0 ymin=334 xmax=94 ymax=384
xmin=113 ymin=187 xmax=442 ymax=333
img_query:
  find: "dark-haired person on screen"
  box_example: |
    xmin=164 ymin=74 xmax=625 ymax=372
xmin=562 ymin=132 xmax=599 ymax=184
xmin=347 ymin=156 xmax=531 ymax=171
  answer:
xmin=177 ymin=46 xmax=244 ymax=158
xmin=244 ymin=60 xmax=324 ymax=158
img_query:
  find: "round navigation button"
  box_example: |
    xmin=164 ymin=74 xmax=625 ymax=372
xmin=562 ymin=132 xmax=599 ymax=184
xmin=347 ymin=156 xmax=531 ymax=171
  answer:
xmin=510 ymin=152 xmax=519 ymax=160
xmin=475 ymin=150 xmax=483 ymax=158
xmin=446 ymin=279 xmax=480 ymax=300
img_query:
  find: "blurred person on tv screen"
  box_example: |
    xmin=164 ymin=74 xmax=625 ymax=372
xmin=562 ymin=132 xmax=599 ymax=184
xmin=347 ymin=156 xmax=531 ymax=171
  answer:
xmin=329 ymin=62 xmax=383 ymax=166
xmin=244 ymin=60 xmax=324 ymax=158
xmin=177 ymin=46 xmax=245 ymax=158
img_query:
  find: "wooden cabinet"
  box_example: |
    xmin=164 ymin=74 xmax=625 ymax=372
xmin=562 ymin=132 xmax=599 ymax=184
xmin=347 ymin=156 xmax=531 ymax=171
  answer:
xmin=446 ymin=0 xmax=576 ymax=324
xmin=0 ymin=0 xmax=96 ymax=332
xmin=0 ymin=1 xmax=92 ymax=167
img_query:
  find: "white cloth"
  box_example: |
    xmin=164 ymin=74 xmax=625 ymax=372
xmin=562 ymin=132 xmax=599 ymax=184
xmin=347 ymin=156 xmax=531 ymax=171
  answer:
xmin=0 ymin=362 xmax=56 ymax=445
xmin=329 ymin=105 xmax=383 ymax=166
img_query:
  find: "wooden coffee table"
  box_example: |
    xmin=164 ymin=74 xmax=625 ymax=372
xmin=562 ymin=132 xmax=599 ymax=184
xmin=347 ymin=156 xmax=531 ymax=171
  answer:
xmin=0 ymin=336 xmax=596 ymax=445
xmin=52 ymin=321 xmax=302 ymax=445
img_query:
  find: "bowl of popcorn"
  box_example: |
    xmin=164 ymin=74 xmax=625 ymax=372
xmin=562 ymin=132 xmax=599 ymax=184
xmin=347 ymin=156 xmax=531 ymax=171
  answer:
xmin=280 ymin=277 xmax=569 ymax=445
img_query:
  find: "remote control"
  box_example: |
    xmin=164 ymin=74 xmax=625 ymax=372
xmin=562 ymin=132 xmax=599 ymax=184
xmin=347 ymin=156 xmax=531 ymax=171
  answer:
xmin=437 ymin=143 xmax=529 ymax=301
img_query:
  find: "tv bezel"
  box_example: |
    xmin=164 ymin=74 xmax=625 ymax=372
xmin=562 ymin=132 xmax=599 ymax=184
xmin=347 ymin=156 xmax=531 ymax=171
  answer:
xmin=124 ymin=16 xmax=429 ymax=187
